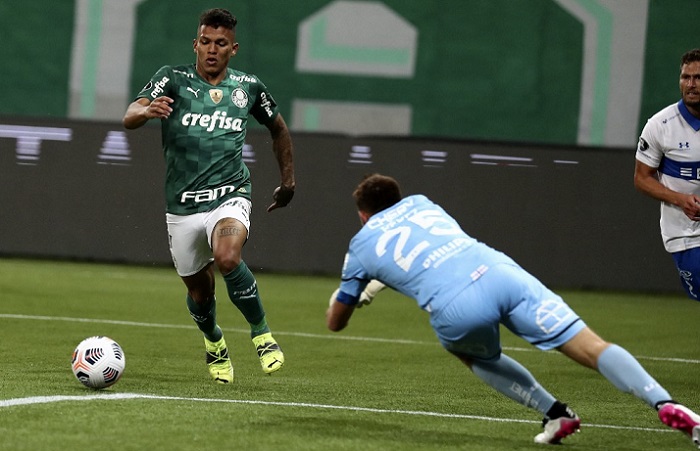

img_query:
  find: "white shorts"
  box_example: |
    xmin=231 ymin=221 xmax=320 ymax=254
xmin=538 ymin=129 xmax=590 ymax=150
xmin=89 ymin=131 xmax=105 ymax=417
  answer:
xmin=166 ymin=198 xmax=252 ymax=277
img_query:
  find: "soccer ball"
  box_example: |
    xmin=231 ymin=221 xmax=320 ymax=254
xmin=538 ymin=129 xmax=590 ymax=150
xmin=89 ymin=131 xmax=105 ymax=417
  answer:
xmin=71 ymin=336 xmax=126 ymax=389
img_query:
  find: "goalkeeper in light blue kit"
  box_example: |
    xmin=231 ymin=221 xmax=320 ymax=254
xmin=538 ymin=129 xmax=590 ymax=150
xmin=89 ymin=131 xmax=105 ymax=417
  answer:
xmin=327 ymin=173 xmax=700 ymax=447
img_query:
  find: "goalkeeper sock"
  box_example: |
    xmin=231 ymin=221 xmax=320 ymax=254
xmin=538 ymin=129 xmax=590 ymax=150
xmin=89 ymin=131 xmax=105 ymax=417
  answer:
xmin=186 ymin=294 xmax=223 ymax=342
xmin=597 ymin=344 xmax=671 ymax=408
xmin=545 ymin=400 xmax=577 ymax=420
xmin=470 ymin=353 xmax=556 ymax=416
xmin=223 ymin=261 xmax=270 ymax=338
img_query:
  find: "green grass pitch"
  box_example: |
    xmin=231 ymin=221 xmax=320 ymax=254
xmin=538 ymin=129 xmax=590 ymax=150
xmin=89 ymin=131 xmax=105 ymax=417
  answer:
xmin=0 ymin=258 xmax=698 ymax=450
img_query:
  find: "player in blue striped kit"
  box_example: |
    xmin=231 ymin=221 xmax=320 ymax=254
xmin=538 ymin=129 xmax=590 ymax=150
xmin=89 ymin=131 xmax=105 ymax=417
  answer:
xmin=635 ymin=48 xmax=700 ymax=301
xmin=328 ymin=173 xmax=700 ymax=446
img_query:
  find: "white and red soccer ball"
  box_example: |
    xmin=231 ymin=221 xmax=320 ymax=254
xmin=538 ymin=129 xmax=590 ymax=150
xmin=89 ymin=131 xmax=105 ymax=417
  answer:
xmin=71 ymin=336 xmax=126 ymax=389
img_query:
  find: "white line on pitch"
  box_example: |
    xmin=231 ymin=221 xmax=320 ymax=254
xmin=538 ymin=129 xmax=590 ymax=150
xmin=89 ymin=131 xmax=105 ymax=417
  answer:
xmin=0 ymin=393 xmax=674 ymax=434
xmin=1 ymin=313 xmax=698 ymax=364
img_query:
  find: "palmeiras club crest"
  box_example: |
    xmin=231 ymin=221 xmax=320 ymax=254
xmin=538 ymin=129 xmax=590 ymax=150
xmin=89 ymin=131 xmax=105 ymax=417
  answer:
xmin=231 ymin=88 xmax=248 ymax=108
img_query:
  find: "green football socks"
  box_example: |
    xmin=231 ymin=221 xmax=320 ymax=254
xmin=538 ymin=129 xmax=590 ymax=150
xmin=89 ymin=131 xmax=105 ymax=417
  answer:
xmin=186 ymin=294 xmax=223 ymax=342
xmin=223 ymin=261 xmax=271 ymax=338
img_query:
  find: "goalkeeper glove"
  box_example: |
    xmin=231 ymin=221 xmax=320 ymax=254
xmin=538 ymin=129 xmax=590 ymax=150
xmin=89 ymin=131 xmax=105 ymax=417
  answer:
xmin=357 ymin=279 xmax=386 ymax=308
xmin=328 ymin=280 xmax=386 ymax=308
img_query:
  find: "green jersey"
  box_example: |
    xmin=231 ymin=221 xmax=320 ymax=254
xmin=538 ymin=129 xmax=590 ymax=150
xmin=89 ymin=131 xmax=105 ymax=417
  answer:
xmin=136 ymin=64 xmax=279 ymax=215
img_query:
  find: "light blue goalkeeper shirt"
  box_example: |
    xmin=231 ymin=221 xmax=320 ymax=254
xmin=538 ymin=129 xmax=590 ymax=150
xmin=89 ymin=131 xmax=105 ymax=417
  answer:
xmin=338 ymin=194 xmax=516 ymax=310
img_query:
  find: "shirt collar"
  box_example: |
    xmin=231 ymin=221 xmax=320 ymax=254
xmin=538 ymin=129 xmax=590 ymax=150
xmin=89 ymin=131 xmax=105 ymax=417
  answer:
xmin=678 ymin=100 xmax=700 ymax=131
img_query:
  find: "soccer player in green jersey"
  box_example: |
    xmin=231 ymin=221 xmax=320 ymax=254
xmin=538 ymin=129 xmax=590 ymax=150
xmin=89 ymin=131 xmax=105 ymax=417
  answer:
xmin=122 ymin=8 xmax=294 ymax=384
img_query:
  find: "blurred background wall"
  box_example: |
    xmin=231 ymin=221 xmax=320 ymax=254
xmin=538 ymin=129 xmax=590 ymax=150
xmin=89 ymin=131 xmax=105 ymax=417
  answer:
xmin=3 ymin=0 xmax=699 ymax=146
xmin=1 ymin=0 xmax=696 ymax=294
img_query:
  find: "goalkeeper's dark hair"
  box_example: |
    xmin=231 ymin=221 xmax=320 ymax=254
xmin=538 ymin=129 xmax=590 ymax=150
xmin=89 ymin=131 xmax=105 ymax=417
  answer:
xmin=199 ymin=8 xmax=237 ymax=31
xmin=353 ymin=174 xmax=402 ymax=215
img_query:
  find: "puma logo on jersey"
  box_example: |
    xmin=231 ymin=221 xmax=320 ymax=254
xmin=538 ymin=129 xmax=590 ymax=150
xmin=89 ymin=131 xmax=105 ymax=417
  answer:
xmin=187 ymin=87 xmax=200 ymax=98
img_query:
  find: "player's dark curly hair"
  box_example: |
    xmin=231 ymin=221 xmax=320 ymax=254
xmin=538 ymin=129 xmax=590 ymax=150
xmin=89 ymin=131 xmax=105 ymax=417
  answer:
xmin=199 ymin=8 xmax=237 ymax=30
xmin=680 ymin=48 xmax=700 ymax=68
xmin=353 ymin=174 xmax=402 ymax=215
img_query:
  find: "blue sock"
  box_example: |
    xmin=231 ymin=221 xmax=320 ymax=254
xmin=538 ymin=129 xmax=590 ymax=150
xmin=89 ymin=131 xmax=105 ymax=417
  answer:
xmin=597 ymin=344 xmax=671 ymax=408
xmin=470 ymin=353 xmax=556 ymax=416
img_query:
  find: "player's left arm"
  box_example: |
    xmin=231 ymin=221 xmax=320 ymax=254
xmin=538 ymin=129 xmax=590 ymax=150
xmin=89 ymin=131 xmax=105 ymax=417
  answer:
xmin=634 ymin=159 xmax=700 ymax=220
xmin=327 ymin=295 xmax=355 ymax=332
xmin=327 ymin=280 xmax=386 ymax=331
xmin=123 ymin=96 xmax=174 ymax=129
xmin=265 ymin=114 xmax=296 ymax=212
